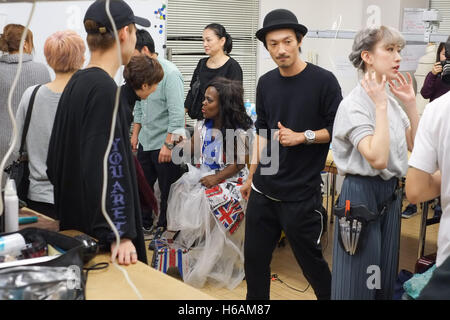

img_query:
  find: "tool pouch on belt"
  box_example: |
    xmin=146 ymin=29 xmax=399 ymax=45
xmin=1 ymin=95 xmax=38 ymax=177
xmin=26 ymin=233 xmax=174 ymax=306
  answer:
xmin=334 ymin=187 xmax=400 ymax=256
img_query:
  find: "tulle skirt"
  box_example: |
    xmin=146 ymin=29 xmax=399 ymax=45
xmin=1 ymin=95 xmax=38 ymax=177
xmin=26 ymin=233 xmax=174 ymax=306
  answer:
xmin=167 ymin=164 xmax=248 ymax=289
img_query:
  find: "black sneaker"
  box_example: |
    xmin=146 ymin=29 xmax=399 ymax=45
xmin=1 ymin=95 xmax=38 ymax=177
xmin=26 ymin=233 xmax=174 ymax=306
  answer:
xmin=166 ymin=266 xmax=183 ymax=280
xmin=402 ymin=204 xmax=418 ymax=219
xmin=149 ymin=227 xmax=167 ymax=251
xmin=433 ymin=204 xmax=442 ymax=219
xmin=143 ymin=225 xmax=156 ymax=241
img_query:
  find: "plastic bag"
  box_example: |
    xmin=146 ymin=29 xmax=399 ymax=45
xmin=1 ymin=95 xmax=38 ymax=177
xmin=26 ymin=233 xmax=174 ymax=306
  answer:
xmin=184 ymin=217 xmax=245 ymax=289
xmin=0 ymin=228 xmax=87 ymax=300
xmin=167 ymin=164 xmax=212 ymax=248
xmin=0 ymin=266 xmax=83 ymax=300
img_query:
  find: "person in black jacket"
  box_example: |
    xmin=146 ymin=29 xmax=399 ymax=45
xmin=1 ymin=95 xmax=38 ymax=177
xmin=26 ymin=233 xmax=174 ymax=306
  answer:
xmin=185 ymin=23 xmax=243 ymax=120
xmin=46 ymin=0 xmax=151 ymax=265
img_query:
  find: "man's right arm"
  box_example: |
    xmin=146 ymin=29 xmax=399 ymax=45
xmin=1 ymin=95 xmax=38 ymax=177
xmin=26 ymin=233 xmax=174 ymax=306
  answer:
xmin=131 ymin=123 xmax=141 ymax=153
xmin=406 ymin=168 xmax=441 ymax=204
xmin=131 ymin=100 xmax=143 ymax=152
xmin=406 ymin=104 xmax=440 ymax=204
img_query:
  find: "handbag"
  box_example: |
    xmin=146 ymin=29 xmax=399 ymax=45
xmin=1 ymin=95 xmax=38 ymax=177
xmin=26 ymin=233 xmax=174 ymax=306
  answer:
xmin=187 ymin=59 xmax=205 ymax=120
xmin=4 ymin=85 xmax=42 ymax=201
xmin=0 ymin=227 xmax=90 ymax=300
xmin=334 ymin=185 xmax=401 ymax=256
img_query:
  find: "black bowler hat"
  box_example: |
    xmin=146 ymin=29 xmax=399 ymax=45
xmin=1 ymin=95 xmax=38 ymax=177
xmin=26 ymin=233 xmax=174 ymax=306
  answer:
xmin=84 ymin=0 xmax=150 ymax=34
xmin=256 ymin=9 xmax=308 ymax=43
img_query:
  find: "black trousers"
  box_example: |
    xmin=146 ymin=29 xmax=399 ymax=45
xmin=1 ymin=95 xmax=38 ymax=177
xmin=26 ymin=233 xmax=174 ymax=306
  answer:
xmin=137 ymin=145 xmax=182 ymax=228
xmin=26 ymin=199 xmax=57 ymax=220
xmin=244 ymin=190 xmax=331 ymax=300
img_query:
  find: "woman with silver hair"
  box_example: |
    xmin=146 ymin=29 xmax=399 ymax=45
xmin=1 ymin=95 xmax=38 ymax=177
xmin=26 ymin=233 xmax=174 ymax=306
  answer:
xmin=331 ymin=26 xmax=420 ymax=299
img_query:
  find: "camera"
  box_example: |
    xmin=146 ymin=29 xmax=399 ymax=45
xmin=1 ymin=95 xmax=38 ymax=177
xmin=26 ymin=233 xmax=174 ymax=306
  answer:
xmin=440 ymin=39 xmax=450 ymax=84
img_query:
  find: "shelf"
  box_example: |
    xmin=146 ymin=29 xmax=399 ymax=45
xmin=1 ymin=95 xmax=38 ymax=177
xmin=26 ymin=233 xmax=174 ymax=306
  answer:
xmin=307 ymin=29 xmax=449 ymax=44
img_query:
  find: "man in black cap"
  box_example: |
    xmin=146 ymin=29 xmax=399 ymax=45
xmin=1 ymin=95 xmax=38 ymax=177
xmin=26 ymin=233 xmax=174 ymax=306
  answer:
xmin=47 ymin=0 xmax=151 ymax=265
xmin=241 ymin=8 xmax=342 ymax=300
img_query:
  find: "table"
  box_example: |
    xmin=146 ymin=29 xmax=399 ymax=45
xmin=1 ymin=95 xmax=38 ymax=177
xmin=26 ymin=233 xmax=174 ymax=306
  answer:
xmin=83 ymin=252 xmax=214 ymax=300
xmin=19 ymin=207 xmax=59 ymax=231
xmin=16 ymin=210 xmax=215 ymax=300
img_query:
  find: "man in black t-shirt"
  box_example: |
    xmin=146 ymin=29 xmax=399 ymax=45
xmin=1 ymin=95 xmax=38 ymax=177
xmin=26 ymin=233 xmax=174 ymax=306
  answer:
xmin=241 ymin=9 xmax=342 ymax=300
xmin=47 ymin=0 xmax=150 ymax=265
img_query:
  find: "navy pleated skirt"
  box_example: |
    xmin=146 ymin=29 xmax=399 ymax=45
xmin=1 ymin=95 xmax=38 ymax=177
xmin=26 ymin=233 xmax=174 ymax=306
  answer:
xmin=331 ymin=174 xmax=402 ymax=300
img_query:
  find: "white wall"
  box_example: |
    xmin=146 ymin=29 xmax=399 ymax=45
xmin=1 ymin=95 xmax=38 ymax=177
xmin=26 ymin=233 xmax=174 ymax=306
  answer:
xmin=0 ymin=0 xmax=167 ymax=82
xmin=258 ymin=0 xmax=429 ymax=97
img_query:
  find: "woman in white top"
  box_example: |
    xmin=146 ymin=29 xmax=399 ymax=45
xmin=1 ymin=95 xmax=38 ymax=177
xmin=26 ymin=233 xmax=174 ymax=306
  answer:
xmin=15 ymin=30 xmax=85 ymax=219
xmin=331 ymin=26 xmax=419 ymax=300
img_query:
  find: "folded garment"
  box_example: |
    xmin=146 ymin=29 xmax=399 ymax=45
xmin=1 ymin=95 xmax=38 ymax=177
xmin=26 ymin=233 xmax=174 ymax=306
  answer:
xmin=403 ymin=264 xmax=437 ymax=299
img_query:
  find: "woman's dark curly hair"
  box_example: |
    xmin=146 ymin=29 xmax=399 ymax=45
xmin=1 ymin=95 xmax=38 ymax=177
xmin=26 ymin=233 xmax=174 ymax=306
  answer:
xmin=206 ymin=77 xmax=253 ymax=160
xmin=206 ymin=77 xmax=253 ymax=132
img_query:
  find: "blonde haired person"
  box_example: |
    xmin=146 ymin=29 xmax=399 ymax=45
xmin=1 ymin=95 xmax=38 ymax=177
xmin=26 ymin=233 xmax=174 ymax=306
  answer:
xmin=331 ymin=26 xmax=420 ymax=300
xmin=0 ymin=24 xmax=50 ymax=185
xmin=46 ymin=0 xmax=150 ymax=265
xmin=14 ymin=30 xmax=85 ymax=219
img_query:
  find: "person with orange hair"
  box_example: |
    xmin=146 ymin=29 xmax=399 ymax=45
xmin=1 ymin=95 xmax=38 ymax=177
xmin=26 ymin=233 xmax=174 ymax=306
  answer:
xmin=14 ymin=30 xmax=85 ymax=219
xmin=0 ymin=24 xmax=50 ymax=185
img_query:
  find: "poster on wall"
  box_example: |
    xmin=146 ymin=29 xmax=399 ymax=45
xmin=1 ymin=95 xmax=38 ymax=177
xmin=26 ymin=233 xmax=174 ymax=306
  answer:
xmin=399 ymin=44 xmax=427 ymax=72
xmin=0 ymin=0 xmax=167 ymax=81
xmin=402 ymin=8 xmax=426 ymax=33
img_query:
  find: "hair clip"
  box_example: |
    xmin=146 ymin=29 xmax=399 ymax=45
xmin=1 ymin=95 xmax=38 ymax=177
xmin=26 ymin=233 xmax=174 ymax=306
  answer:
xmin=99 ymin=27 xmax=107 ymax=34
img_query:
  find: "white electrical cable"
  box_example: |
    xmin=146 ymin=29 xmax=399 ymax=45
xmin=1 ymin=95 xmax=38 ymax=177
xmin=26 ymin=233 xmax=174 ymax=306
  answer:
xmin=0 ymin=1 xmax=36 ymax=216
xmin=327 ymin=14 xmax=342 ymax=71
xmin=103 ymin=0 xmax=143 ymax=300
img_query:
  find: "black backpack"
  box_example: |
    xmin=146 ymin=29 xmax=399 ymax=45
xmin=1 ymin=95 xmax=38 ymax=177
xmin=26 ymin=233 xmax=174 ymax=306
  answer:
xmin=187 ymin=59 xmax=206 ymax=120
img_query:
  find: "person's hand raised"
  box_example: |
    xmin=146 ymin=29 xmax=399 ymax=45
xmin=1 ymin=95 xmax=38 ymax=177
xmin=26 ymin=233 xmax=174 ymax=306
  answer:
xmin=431 ymin=62 xmax=443 ymax=76
xmin=361 ymin=71 xmax=388 ymax=108
xmin=388 ymin=72 xmax=415 ymax=106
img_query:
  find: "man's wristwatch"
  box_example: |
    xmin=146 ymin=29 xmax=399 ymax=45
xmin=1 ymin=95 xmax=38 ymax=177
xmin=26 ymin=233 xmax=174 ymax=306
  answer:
xmin=304 ymin=130 xmax=316 ymax=145
xmin=164 ymin=142 xmax=175 ymax=150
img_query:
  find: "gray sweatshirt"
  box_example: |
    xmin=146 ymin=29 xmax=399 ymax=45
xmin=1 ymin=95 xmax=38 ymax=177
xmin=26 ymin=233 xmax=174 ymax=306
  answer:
xmin=14 ymin=85 xmax=61 ymax=204
xmin=1 ymin=53 xmax=50 ymax=186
